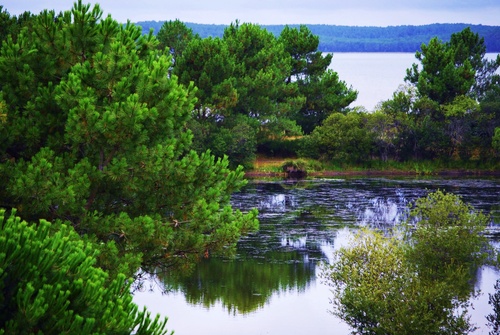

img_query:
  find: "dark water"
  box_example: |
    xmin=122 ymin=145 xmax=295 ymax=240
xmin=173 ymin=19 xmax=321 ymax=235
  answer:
xmin=133 ymin=177 xmax=500 ymax=335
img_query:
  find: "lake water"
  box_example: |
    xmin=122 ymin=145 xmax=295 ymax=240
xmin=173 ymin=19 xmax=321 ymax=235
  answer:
xmin=330 ymin=52 xmax=415 ymax=111
xmin=329 ymin=52 xmax=500 ymax=111
xmin=134 ymin=177 xmax=500 ymax=335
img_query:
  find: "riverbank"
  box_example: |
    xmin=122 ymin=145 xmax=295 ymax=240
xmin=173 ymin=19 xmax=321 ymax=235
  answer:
xmin=244 ymin=156 xmax=500 ymax=179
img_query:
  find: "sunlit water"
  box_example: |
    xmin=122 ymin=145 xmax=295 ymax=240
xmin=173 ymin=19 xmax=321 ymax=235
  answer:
xmin=134 ymin=177 xmax=500 ymax=335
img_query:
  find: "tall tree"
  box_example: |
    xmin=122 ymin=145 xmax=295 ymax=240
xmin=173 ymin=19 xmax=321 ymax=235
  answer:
xmin=278 ymin=25 xmax=332 ymax=83
xmin=222 ymin=21 xmax=304 ymax=124
xmin=279 ymin=25 xmax=357 ymax=133
xmin=0 ymin=1 xmax=258 ymax=279
xmin=175 ymin=36 xmax=238 ymax=118
xmin=173 ymin=21 xmax=305 ymax=166
xmin=156 ymin=19 xmax=198 ymax=65
xmin=405 ymin=27 xmax=500 ymax=105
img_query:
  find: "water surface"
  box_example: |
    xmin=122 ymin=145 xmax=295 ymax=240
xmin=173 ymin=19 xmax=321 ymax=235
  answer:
xmin=134 ymin=177 xmax=500 ymax=335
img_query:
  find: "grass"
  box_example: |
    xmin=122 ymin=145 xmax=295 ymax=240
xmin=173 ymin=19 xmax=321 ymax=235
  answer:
xmin=247 ymin=155 xmax=500 ymax=177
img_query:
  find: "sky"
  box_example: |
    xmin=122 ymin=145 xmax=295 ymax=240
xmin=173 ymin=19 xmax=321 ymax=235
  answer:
xmin=3 ymin=0 xmax=500 ymax=26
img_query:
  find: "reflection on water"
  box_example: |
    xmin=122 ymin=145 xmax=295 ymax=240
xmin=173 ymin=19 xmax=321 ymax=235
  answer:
xmin=134 ymin=177 xmax=500 ymax=335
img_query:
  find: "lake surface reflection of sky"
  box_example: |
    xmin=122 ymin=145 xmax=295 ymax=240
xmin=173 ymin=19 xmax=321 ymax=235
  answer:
xmin=134 ymin=177 xmax=500 ymax=335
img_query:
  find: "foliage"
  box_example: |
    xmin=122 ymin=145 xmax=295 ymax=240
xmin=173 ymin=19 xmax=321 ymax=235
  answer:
xmin=487 ymin=279 xmax=500 ymax=335
xmin=221 ymin=22 xmax=307 ymax=134
xmin=294 ymin=68 xmax=357 ymax=133
xmin=406 ymin=191 xmax=490 ymax=289
xmin=171 ymin=22 xmax=356 ymax=164
xmin=156 ymin=19 xmax=198 ymax=64
xmin=209 ymin=115 xmax=258 ymax=169
xmin=279 ymin=25 xmax=357 ymax=133
xmin=171 ymin=21 xmax=307 ymax=164
xmin=175 ymin=36 xmax=238 ymax=116
xmin=322 ymin=191 xmax=490 ymax=335
xmin=304 ymin=111 xmax=374 ymax=163
xmin=373 ymin=30 xmax=500 ymax=162
xmin=493 ymin=127 xmax=500 ymax=153
xmin=278 ymin=24 xmax=332 ymax=82
xmin=406 ymin=27 xmax=500 ymax=105
xmin=0 ymin=1 xmax=258 ymax=279
xmin=0 ymin=209 xmax=170 ymax=335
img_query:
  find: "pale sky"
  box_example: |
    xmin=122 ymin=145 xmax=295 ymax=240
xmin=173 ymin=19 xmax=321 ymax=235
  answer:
xmin=3 ymin=0 xmax=500 ymax=26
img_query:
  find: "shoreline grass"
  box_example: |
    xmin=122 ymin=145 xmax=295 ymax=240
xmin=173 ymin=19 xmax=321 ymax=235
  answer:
xmin=246 ymin=155 xmax=500 ymax=178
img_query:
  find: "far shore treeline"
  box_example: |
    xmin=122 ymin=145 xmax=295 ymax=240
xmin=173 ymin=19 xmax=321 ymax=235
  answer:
xmin=136 ymin=22 xmax=500 ymax=53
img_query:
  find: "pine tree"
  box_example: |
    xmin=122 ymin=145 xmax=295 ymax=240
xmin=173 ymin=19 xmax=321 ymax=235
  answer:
xmin=0 ymin=1 xmax=258 ymax=279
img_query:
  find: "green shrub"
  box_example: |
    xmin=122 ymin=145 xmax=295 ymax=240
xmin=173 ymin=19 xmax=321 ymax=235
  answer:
xmin=322 ymin=191 xmax=490 ymax=335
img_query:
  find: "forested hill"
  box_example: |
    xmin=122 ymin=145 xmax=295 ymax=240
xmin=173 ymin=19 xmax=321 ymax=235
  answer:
xmin=136 ymin=21 xmax=500 ymax=52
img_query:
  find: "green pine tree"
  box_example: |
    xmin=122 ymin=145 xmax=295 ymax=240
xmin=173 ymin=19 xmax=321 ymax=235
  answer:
xmin=0 ymin=1 xmax=258 ymax=279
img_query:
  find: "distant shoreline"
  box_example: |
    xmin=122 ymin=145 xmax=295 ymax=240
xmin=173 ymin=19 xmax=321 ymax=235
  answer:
xmin=136 ymin=22 xmax=500 ymax=53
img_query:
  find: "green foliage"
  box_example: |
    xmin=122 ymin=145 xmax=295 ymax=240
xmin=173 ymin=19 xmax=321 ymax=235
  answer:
xmin=304 ymin=111 xmax=374 ymax=163
xmin=406 ymin=191 xmax=490 ymax=286
xmin=209 ymin=116 xmax=258 ymax=169
xmin=294 ymin=69 xmax=357 ymax=133
xmin=156 ymin=19 xmax=198 ymax=63
xmin=487 ymin=279 xmax=500 ymax=335
xmin=279 ymin=25 xmax=357 ymax=133
xmin=173 ymin=21 xmax=310 ymax=164
xmin=175 ymin=36 xmax=238 ymax=116
xmin=322 ymin=191 xmax=490 ymax=335
xmin=0 ymin=209 xmax=171 ymax=335
xmin=188 ymin=115 xmax=258 ymax=169
xmin=406 ymin=27 xmax=500 ymax=105
xmin=0 ymin=1 xmax=258 ymax=279
xmin=223 ymin=21 xmax=303 ymax=121
xmin=493 ymin=127 xmax=500 ymax=153
xmin=278 ymin=24 xmax=332 ymax=82
xmin=166 ymin=21 xmax=357 ymax=163
xmin=299 ymin=28 xmax=500 ymax=164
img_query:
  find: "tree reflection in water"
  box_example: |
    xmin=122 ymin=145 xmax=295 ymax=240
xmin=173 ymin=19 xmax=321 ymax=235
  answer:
xmin=140 ymin=177 xmax=499 ymax=333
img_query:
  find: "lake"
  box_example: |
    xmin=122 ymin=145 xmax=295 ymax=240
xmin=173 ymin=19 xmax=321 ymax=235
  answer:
xmin=329 ymin=52 xmax=500 ymax=111
xmin=330 ymin=52 xmax=415 ymax=111
xmin=133 ymin=177 xmax=500 ymax=335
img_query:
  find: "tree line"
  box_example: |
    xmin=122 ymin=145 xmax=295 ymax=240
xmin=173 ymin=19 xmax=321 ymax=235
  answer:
xmin=300 ymin=26 xmax=500 ymax=166
xmin=152 ymin=19 xmax=500 ymax=168
xmin=137 ymin=21 xmax=500 ymax=53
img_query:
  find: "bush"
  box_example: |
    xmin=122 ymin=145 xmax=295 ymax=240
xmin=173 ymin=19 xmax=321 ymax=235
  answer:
xmin=303 ymin=112 xmax=375 ymax=163
xmin=0 ymin=209 xmax=170 ymax=335
xmin=321 ymin=191 xmax=490 ymax=335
